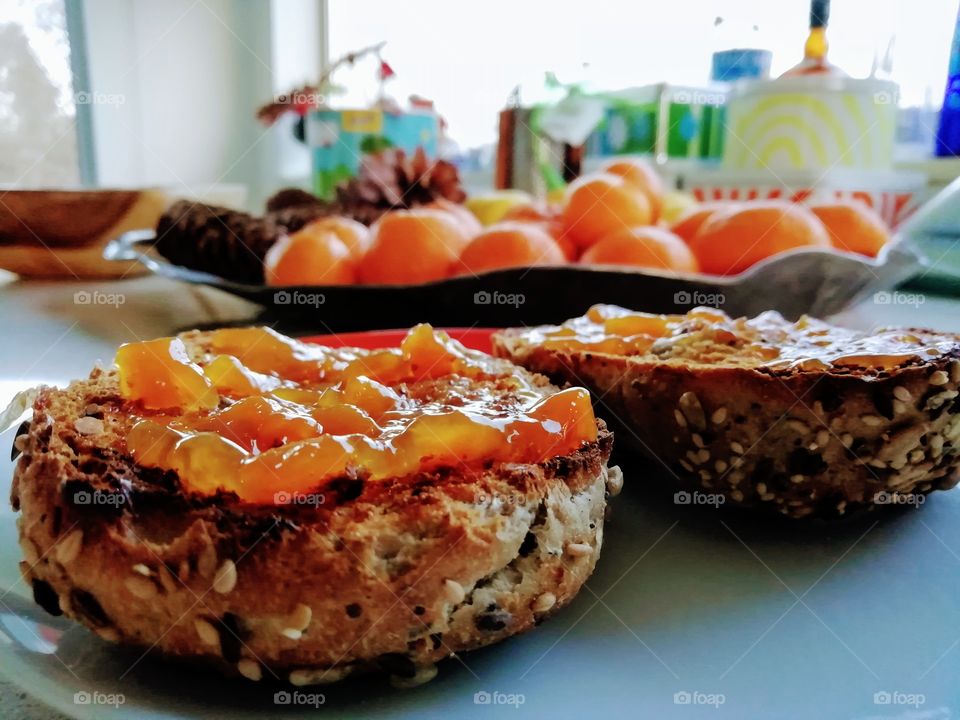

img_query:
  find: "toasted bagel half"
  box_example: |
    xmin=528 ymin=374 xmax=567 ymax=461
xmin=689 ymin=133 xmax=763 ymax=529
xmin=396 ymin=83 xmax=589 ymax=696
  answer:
xmin=10 ymin=326 xmax=616 ymax=686
xmin=494 ymin=305 xmax=960 ymax=519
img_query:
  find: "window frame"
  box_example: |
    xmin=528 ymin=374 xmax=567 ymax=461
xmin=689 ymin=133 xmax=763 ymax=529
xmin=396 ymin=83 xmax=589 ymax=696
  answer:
xmin=64 ymin=0 xmax=96 ymax=185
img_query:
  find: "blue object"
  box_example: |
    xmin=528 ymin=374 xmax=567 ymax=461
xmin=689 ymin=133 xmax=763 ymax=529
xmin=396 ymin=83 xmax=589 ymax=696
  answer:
xmin=935 ymin=2 xmax=960 ymax=157
xmin=710 ymin=48 xmax=772 ymax=82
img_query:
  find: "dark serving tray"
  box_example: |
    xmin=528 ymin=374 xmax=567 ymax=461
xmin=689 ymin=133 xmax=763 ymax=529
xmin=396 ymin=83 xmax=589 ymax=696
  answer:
xmin=104 ymin=229 xmax=922 ymax=332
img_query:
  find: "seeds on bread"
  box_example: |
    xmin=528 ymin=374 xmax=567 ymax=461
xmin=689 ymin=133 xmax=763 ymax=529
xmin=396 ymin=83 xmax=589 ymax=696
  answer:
xmin=493 ymin=305 xmax=960 ymax=519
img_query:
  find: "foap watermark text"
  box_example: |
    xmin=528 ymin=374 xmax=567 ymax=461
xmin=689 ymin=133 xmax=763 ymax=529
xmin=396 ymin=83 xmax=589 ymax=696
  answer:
xmin=873 ymin=291 xmax=924 ymax=308
xmin=74 ymin=691 xmax=125 ymax=707
xmin=274 ymin=690 xmax=326 ymax=707
xmin=874 ymin=491 xmax=925 ymax=507
xmin=275 ymin=90 xmax=326 ymax=107
xmin=74 ymin=290 xmax=125 ymax=307
xmin=874 ymin=690 xmax=925 ymax=708
xmin=474 ymin=290 xmax=525 ymax=308
xmin=674 ymin=290 xmax=725 ymax=308
xmin=674 ymin=490 xmax=725 ymax=508
xmin=75 ymin=91 xmax=125 ymax=107
xmin=474 ymin=690 xmax=525 ymax=708
xmin=274 ymin=290 xmax=325 ymax=307
xmin=674 ymin=690 xmax=726 ymax=707
xmin=273 ymin=491 xmax=326 ymax=507
xmin=73 ymin=490 xmax=126 ymax=508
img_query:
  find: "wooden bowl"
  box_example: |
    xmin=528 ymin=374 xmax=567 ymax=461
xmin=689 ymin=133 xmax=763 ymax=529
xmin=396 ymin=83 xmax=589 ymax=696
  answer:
xmin=0 ymin=189 xmax=170 ymax=278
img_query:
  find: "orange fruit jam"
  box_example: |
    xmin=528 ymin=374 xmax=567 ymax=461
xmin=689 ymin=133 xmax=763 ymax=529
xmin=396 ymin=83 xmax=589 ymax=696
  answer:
xmin=116 ymin=325 xmax=597 ymax=505
xmin=517 ymin=305 xmax=949 ymax=372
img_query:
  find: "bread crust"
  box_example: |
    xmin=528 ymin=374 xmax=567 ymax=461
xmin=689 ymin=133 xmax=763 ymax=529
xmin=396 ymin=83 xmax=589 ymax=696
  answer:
xmin=493 ymin=328 xmax=960 ymax=519
xmin=11 ymin=359 xmax=615 ymax=686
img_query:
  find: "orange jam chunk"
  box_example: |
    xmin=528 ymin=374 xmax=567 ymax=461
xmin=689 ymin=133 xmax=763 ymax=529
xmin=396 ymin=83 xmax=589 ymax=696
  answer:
xmin=392 ymin=410 xmax=508 ymax=474
xmin=126 ymin=418 xmax=182 ymax=467
xmin=400 ymin=323 xmax=471 ymax=380
xmin=340 ymin=376 xmax=402 ymax=419
xmin=521 ymin=387 xmax=598 ymax=454
xmin=537 ymin=304 xmax=734 ymax=355
xmin=116 ymin=337 xmax=218 ymax=411
xmin=167 ymin=433 xmax=249 ymax=496
xmin=237 ymin=435 xmax=361 ymax=505
xmin=542 ymin=336 xmax=639 ymax=354
xmin=271 ymin=387 xmax=323 ymax=405
xmin=340 ymin=349 xmax=408 ymax=386
xmin=118 ymin=325 xmax=598 ymax=505
xmin=602 ymin=314 xmax=668 ymax=338
xmin=209 ymin=326 xmax=343 ymax=382
xmin=686 ymin=307 xmax=728 ymax=324
xmin=586 ymin=304 xmax=628 ymax=323
xmin=312 ymin=396 xmax=381 ymax=436
xmin=127 ymin=419 xmax=248 ymax=496
xmin=191 ymin=396 xmax=321 ymax=452
xmin=337 ymin=324 xmax=472 ymax=385
xmin=203 ymin=354 xmax=281 ymax=397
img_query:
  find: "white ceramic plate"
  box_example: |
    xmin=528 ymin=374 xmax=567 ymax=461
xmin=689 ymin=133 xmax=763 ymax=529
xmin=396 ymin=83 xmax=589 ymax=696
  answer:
xmin=2 ymin=415 xmax=960 ymax=719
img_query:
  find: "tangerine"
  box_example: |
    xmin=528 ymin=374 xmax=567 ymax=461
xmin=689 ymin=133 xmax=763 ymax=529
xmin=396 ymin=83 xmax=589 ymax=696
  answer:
xmin=689 ymin=201 xmax=830 ymax=276
xmin=580 ymin=226 xmax=698 ymax=272
xmin=562 ymin=172 xmax=652 ymax=251
xmin=670 ymin=203 xmax=729 ymax=244
xmin=809 ymin=200 xmax=890 ymax=257
xmin=503 ymin=202 xmax=577 ymax=260
xmin=455 ymin=222 xmax=566 ymax=274
xmin=601 ymin=158 xmax=665 ymax=221
xmin=264 ymin=227 xmax=356 ymax=286
xmin=295 ymin=216 xmax=371 ymax=259
xmin=426 ymin=198 xmax=484 ymax=237
xmin=503 ymin=201 xmax=561 ymax=224
xmin=358 ymin=208 xmax=471 ymax=285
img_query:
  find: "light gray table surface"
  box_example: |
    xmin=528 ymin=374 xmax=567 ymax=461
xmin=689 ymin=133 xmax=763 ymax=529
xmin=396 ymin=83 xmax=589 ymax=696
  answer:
xmin=0 ymin=273 xmax=958 ymax=720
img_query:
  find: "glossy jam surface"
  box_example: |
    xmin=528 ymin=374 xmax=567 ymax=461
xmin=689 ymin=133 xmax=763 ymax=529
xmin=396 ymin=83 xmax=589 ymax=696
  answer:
xmin=519 ymin=304 xmax=957 ymax=371
xmin=116 ymin=325 xmax=596 ymax=505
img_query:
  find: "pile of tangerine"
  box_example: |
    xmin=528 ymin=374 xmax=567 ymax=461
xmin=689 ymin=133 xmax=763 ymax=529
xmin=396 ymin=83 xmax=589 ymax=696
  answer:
xmin=265 ymin=159 xmax=891 ymax=285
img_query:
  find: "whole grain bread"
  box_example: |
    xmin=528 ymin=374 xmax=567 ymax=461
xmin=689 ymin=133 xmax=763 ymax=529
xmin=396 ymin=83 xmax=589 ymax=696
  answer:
xmin=10 ymin=335 xmax=616 ymax=687
xmin=493 ymin=307 xmax=960 ymax=519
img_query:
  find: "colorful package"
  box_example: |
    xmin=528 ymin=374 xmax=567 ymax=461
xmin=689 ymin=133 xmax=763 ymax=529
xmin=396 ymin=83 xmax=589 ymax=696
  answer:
xmin=306 ymin=109 xmax=439 ymax=198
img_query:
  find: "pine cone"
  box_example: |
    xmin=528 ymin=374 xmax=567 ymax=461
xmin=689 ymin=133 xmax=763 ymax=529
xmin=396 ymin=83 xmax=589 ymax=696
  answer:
xmin=154 ymin=200 xmax=281 ymax=284
xmin=265 ymin=188 xmax=324 ymax=214
xmin=267 ymin=203 xmax=332 ymax=234
xmin=263 ymin=187 xmax=335 ymax=233
xmin=264 ymin=150 xmax=467 ymax=229
xmin=334 ymin=148 xmax=466 ymax=225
